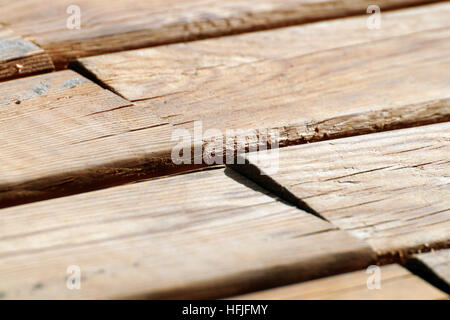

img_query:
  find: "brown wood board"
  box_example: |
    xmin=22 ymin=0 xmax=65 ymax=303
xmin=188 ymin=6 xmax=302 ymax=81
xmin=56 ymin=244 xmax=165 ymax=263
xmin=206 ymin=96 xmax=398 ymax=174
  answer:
xmin=0 ymin=168 xmax=374 ymax=299
xmin=232 ymin=123 xmax=450 ymax=258
xmin=74 ymin=7 xmax=450 ymax=154
xmin=0 ymin=0 xmax=441 ymax=67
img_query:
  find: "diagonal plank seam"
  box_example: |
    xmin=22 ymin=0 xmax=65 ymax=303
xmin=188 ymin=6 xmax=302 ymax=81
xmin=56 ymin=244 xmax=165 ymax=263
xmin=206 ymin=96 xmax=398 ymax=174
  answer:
xmin=405 ymin=249 xmax=450 ymax=294
xmin=229 ymin=122 xmax=450 ymax=265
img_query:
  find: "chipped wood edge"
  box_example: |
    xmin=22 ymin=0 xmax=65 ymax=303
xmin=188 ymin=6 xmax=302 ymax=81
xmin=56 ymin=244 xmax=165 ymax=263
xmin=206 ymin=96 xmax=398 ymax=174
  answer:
xmin=206 ymin=98 xmax=450 ymax=163
xmin=2 ymin=97 xmax=448 ymax=209
xmin=0 ymin=52 xmax=54 ymax=81
xmin=0 ymin=24 xmax=55 ymax=81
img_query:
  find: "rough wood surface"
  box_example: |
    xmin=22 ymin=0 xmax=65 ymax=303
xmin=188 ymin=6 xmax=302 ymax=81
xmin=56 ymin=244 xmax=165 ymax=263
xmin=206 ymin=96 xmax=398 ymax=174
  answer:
xmin=0 ymin=0 xmax=439 ymax=67
xmin=76 ymin=2 xmax=450 ymax=101
xmin=0 ymin=70 xmax=190 ymax=208
xmin=233 ymin=264 xmax=448 ymax=299
xmin=232 ymin=123 xmax=450 ymax=259
xmin=4 ymin=6 xmax=450 ymax=206
xmin=0 ymin=25 xmax=54 ymax=81
xmin=406 ymin=249 xmax=450 ymax=293
xmin=0 ymin=168 xmax=374 ymax=299
xmin=5 ymin=6 xmax=450 ymax=207
xmin=75 ymin=7 xmax=450 ymax=147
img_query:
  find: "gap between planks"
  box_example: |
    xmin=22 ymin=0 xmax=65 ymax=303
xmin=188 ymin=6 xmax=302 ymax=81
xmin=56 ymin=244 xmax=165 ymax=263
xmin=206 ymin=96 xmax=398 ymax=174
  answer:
xmin=405 ymin=248 xmax=450 ymax=294
xmin=0 ymin=167 xmax=375 ymax=299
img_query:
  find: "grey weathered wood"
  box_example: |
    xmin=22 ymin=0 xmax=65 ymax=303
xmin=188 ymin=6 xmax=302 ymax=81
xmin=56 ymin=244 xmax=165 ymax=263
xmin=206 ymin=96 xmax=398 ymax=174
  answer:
xmin=0 ymin=25 xmax=54 ymax=81
xmin=232 ymin=123 xmax=450 ymax=259
xmin=0 ymin=168 xmax=374 ymax=299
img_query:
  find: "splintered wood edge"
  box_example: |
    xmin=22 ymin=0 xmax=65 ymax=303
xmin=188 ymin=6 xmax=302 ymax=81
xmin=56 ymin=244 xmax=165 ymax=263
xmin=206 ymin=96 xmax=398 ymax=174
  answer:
xmin=0 ymin=26 xmax=55 ymax=81
xmin=0 ymin=52 xmax=54 ymax=81
xmin=1 ymin=96 xmax=448 ymax=209
xmin=161 ymin=97 xmax=450 ymax=168
xmin=209 ymin=98 xmax=450 ymax=157
xmin=229 ymin=98 xmax=450 ymax=209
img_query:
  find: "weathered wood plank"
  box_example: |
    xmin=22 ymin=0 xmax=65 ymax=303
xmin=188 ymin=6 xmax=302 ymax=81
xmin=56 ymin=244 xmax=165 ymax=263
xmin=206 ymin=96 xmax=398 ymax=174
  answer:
xmin=406 ymin=249 xmax=450 ymax=294
xmin=5 ymin=5 xmax=450 ymax=206
xmin=0 ymin=168 xmax=374 ymax=299
xmin=233 ymin=264 xmax=448 ymax=299
xmin=232 ymin=123 xmax=450 ymax=259
xmin=76 ymin=2 xmax=450 ymax=101
xmin=74 ymin=7 xmax=450 ymax=148
xmin=0 ymin=0 xmax=439 ymax=67
xmin=0 ymin=25 xmax=54 ymax=81
xmin=0 ymin=70 xmax=188 ymax=208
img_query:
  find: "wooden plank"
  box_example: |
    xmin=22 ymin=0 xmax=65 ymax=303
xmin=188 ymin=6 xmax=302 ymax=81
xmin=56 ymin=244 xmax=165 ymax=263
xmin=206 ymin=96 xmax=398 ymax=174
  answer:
xmin=233 ymin=264 xmax=448 ymax=299
xmin=5 ymin=5 xmax=450 ymax=207
xmin=0 ymin=70 xmax=188 ymax=208
xmin=406 ymin=249 xmax=450 ymax=294
xmin=0 ymin=25 xmax=54 ymax=81
xmin=74 ymin=6 xmax=450 ymax=148
xmin=76 ymin=2 xmax=450 ymax=101
xmin=232 ymin=123 xmax=450 ymax=259
xmin=0 ymin=0 xmax=438 ymax=67
xmin=0 ymin=168 xmax=374 ymax=299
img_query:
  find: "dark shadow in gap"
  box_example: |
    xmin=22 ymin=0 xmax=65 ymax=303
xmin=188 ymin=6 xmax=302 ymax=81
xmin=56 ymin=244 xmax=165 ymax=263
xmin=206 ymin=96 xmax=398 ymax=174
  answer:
xmin=225 ymin=165 xmax=327 ymax=222
xmin=405 ymin=256 xmax=450 ymax=295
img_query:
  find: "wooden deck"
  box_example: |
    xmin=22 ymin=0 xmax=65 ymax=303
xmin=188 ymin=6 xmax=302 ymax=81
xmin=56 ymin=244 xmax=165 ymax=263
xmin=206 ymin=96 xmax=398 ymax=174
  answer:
xmin=0 ymin=0 xmax=448 ymax=299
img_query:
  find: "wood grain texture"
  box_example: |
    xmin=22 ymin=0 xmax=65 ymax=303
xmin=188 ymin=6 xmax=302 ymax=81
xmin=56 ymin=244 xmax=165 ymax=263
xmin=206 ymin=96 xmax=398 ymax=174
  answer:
xmin=0 ymin=168 xmax=374 ymax=299
xmin=5 ymin=5 xmax=450 ymax=207
xmin=406 ymin=249 xmax=450 ymax=293
xmin=0 ymin=70 xmax=191 ymax=208
xmin=0 ymin=25 xmax=54 ymax=81
xmin=0 ymin=0 xmax=439 ymax=67
xmin=76 ymin=2 xmax=450 ymax=101
xmin=233 ymin=264 xmax=448 ymax=299
xmin=74 ymin=5 xmax=450 ymax=149
xmin=232 ymin=123 xmax=450 ymax=259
